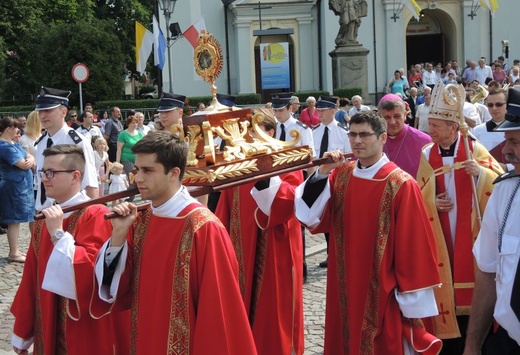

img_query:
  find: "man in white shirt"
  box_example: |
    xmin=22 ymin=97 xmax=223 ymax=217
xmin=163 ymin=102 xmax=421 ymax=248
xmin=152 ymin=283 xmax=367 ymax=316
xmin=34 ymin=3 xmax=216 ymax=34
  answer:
xmin=464 ymin=90 xmax=520 ymax=353
xmin=135 ymin=111 xmax=150 ymax=135
xmin=415 ymin=92 xmax=431 ymax=133
xmin=272 ymin=92 xmax=315 ymax=282
xmin=34 ymin=86 xmax=98 ymax=211
xmin=312 ymin=96 xmax=351 ymax=268
xmin=423 ymin=63 xmax=438 ymax=89
xmin=76 ymin=111 xmax=102 ymax=142
xmin=475 ymin=58 xmax=493 ymax=85
xmin=347 ymin=95 xmax=370 ymax=118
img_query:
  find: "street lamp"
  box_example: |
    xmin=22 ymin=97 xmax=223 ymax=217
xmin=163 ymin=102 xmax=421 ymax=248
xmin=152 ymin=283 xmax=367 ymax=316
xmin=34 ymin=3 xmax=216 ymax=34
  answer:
xmin=158 ymin=0 xmax=178 ymax=92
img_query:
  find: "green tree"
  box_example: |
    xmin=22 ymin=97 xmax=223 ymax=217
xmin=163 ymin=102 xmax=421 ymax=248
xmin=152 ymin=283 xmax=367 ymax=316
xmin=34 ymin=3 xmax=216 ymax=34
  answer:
xmin=0 ymin=0 xmax=153 ymax=104
xmin=30 ymin=18 xmax=126 ymax=105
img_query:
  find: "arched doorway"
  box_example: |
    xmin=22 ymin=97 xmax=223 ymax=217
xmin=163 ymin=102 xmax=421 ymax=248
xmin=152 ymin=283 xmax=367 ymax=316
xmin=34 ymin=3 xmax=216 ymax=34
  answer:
xmin=254 ymin=32 xmax=295 ymax=103
xmin=405 ymin=9 xmax=456 ymax=68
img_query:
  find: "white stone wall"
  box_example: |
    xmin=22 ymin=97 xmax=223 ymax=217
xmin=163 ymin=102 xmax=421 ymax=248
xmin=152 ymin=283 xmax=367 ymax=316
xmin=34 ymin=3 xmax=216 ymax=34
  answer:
xmin=160 ymin=0 xmax=517 ymax=99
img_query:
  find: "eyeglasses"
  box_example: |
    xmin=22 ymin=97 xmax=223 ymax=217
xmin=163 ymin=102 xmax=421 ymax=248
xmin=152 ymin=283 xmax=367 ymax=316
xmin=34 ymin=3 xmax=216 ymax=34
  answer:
xmin=70 ymin=115 xmax=77 ymax=118
xmin=347 ymin=132 xmax=378 ymax=140
xmin=486 ymin=102 xmax=506 ymax=108
xmin=38 ymin=169 xmax=76 ymax=179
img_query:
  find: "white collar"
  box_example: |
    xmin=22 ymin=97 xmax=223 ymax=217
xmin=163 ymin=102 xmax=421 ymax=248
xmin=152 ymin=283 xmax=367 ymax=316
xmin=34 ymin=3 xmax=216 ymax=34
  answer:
xmin=57 ymin=191 xmax=90 ymax=218
xmin=151 ymin=185 xmax=198 ymax=217
xmin=354 ymin=154 xmax=390 ymax=179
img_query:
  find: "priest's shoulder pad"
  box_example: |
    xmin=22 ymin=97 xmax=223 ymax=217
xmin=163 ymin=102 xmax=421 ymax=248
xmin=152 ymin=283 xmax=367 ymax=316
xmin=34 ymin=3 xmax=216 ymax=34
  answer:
xmin=338 ymin=123 xmax=349 ymax=131
xmin=296 ymin=120 xmax=309 ymax=129
xmin=493 ymin=170 xmax=520 ymax=184
xmin=312 ymin=124 xmax=322 ymax=131
xmin=35 ymin=131 xmax=48 ymax=145
xmin=68 ymin=130 xmax=82 ymax=144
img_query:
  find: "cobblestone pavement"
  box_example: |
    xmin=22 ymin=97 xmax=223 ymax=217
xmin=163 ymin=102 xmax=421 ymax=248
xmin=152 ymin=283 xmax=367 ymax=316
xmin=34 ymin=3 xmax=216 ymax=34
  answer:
xmin=0 ymin=219 xmax=328 ymax=354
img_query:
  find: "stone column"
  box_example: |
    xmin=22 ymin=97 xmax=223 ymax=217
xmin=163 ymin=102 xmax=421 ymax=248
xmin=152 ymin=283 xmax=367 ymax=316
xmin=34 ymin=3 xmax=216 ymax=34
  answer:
xmin=329 ymin=45 xmax=370 ymax=100
xmin=234 ymin=20 xmax=255 ymax=94
xmin=297 ymin=17 xmax=314 ymax=91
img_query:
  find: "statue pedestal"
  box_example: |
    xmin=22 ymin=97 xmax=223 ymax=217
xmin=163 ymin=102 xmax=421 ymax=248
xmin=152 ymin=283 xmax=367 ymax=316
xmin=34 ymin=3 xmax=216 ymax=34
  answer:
xmin=330 ymin=45 xmax=370 ymax=100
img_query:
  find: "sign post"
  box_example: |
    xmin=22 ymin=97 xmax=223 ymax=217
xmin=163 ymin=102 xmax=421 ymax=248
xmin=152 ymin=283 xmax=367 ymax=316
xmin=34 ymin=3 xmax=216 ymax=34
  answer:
xmin=71 ymin=63 xmax=89 ymax=112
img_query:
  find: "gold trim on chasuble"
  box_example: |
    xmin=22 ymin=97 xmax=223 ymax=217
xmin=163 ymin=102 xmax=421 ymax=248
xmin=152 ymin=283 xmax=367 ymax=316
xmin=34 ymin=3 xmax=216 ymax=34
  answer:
xmin=333 ymin=164 xmax=408 ymax=354
xmin=32 ymin=209 xmax=87 ymax=354
xmin=230 ymin=187 xmax=246 ymax=297
xmin=130 ymin=207 xmax=221 ymax=355
xmin=130 ymin=208 xmax=152 ymax=355
xmin=332 ymin=163 xmax=354 ymax=354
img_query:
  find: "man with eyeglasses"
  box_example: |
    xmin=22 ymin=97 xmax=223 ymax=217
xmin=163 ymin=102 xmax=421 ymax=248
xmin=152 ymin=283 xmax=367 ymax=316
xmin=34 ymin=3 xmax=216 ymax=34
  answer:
xmin=416 ymin=82 xmax=503 ymax=353
xmin=11 ymin=144 xmax=129 ymax=355
xmin=294 ymin=111 xmax=442 ymax=354
xmin=473 ymin=88 xmax=514 ymax=172
xmin=34 ymin=86 xmax=99 ymax=212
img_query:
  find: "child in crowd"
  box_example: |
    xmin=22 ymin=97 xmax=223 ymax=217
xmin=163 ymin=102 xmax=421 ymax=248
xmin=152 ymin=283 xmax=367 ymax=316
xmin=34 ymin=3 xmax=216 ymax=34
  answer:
xmin=107 ymin=162 xmax=129 ymax=206
xmin=93 ymin=136 xmax=111 ymax=197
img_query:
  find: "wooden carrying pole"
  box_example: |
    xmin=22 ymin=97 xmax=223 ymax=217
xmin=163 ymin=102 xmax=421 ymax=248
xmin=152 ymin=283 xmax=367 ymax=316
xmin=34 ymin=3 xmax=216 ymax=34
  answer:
xmin=35 ymin=152 xmax=354 ymax=221
xmin=34 ymin=188 xmax=139 ymax=221
xmin=103 ymin=152 xmax=354 ymax=219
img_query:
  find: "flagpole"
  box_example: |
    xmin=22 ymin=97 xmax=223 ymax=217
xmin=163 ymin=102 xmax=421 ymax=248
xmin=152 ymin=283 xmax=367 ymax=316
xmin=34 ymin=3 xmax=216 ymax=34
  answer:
xmin=159 ymin=0 xmax=178 ymax=93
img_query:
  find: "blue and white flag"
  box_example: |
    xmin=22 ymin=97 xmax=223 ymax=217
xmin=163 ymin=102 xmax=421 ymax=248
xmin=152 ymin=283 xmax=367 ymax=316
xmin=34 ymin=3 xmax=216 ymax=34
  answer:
xmin=153 ymin=15 xmax=167 ymax=70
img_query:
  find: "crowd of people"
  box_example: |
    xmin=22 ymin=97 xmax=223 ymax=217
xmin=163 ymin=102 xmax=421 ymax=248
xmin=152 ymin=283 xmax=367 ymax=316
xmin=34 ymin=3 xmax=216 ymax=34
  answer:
xmin=1 ymin=74 xmax=519 ymax=354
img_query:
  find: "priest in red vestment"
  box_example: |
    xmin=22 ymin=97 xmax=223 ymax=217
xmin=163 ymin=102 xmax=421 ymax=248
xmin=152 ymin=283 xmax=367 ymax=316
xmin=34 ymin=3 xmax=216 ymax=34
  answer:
xmin=416 ymin=82 xmax=503 ymax=352
xmin=295 ymin=111 xmax=442 ymax=355
xmin=215 ymin=112 xmax=304 ymax=355
xmin=93 ymin=131 xmax=257 ymax=355
xmin=11 ymin=145 xmax=129 ymax=355
xmin=378 ymin=93 xmax=432 ymax=179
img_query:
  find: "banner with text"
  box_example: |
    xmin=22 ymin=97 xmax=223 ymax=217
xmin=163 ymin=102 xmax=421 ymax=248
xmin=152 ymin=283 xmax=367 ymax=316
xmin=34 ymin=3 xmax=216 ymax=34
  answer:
xmin=260 ymin=42 xmax=290 ymax=90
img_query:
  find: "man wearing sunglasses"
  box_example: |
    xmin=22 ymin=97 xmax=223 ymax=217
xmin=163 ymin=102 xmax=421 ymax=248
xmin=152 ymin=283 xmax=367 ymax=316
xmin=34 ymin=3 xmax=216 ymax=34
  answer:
xmin=11 ymin=144 xmax=129 ymax=355
xmin=473 ymin=88 xmax=514 ymax=172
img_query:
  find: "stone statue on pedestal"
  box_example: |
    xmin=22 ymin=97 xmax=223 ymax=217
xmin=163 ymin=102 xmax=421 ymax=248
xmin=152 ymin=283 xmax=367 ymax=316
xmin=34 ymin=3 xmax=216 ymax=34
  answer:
xmin=329 ymin=0 xmax=368 ymax=46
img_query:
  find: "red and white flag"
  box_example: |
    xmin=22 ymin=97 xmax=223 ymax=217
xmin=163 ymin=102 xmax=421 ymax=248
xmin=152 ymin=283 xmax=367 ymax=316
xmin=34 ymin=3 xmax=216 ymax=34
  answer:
xmin=183 ymin=17 xmax=206 ymax=49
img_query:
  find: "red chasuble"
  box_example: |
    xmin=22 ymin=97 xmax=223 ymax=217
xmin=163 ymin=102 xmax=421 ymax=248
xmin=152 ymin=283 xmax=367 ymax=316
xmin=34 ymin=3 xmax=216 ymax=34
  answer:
xmin=11 ymin=205 xmax=130 ymax=355
xmin=105 ymin=203 xmax=257 ymax=355
xmin=215 ymin=171 xmax=304 ymax=355
xmin=309 ymin=162 xmax=441 ymax=355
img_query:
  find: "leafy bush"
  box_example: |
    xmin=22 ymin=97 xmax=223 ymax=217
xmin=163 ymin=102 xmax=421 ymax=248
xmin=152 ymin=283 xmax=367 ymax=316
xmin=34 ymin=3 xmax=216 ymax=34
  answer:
xmin=333 ymin=87 xmax=363 ymax=99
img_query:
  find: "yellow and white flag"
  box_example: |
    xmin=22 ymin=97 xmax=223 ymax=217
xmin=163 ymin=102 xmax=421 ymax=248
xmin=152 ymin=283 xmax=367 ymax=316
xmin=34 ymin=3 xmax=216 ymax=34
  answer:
xmin=401 ymin=0 xmax=422 ymax=20
xmin=135 ymin=21 xmax=154 ymax=74
xmin=480 ymin=0 xmax=499 ymax=14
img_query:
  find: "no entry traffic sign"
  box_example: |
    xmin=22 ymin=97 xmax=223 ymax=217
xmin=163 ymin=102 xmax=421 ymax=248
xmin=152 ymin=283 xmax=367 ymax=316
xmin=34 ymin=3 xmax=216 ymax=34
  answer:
xmin=72 ymin=63 xmax=89 ymax=83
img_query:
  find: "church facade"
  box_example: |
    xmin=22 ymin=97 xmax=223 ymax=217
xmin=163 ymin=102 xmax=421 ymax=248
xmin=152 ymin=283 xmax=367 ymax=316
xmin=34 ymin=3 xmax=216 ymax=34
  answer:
xmin=162 ymin=0 xmax=514 ymax=103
